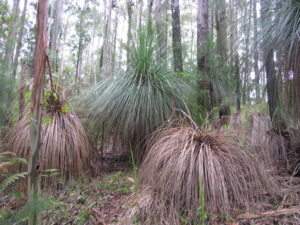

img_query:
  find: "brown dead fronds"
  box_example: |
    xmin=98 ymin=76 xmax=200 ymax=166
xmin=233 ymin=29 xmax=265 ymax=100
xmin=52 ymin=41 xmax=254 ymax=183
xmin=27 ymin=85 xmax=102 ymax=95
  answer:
xmin=122 ymin=121 xmax=278 ymax=224
xmin=229 ymin=112 xmax=298 ymax=174
xmin=4 ymin=110 xmax=90 ymax=186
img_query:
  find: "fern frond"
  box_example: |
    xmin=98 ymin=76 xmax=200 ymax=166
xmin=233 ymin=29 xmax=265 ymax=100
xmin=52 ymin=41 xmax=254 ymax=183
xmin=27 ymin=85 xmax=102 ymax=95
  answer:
xmin=0 ymin=172 xmax=27 ymax=192
xmin=0 ymin=157 xmax=27 ymax=168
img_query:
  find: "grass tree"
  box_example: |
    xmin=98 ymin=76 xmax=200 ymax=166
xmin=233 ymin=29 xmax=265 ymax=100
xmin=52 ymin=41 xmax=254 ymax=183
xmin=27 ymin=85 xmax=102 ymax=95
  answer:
xmin=85 ymin=30 xmax=192 ymax=161
xmin=260 ymin=0 xmax=300 ymax=123
xmin=122 ymin=120 xmax=277 ymax=224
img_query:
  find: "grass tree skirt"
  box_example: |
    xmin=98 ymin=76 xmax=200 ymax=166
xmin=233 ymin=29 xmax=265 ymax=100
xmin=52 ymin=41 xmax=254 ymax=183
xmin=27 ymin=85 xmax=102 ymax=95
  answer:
xmin=4 ymin=111 xmax=90 ymax=186
xmin=121 ymin=121 xmax=278 ymax=224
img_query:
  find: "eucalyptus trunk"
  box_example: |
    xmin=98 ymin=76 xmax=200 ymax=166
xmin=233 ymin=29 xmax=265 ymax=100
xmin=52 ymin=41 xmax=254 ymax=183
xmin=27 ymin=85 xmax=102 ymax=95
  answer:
xmin=4 ymin=0 xmax=20 ymax=77
xmin=197 ymin=0 xmax=209 ymax=111
xmin=147 ymin=0 xmax=154 ymax=37
xmin=215 ymin=0 xmax=228 ymax=62
xmin=19 ymin=62 xmax=26 ymax=121
xmin=242 ymin=1 xmax=252 ymax=104
xmin=235 ymin=55 xmax=241 ymax=111
xmin=215 ymin=0 xmax=229 ymax=115
xmin=126 ymin=0 xmax=133 ymax=69
xmin=155 ymin=0 xmax=165 ymax=60
xmin=111 ymin=15 xmax=118 ymax=76
xmin=50 ymin=0 xmax=63 ymax=72
xmin=265 ymin=50 xmax=278 ymax=122
xmin=171 ymin=0 xmax=183 ymax=73
xmin=28 ymin=1 xmax=49 ymax=224
xmin=253 ymin=0 xmax=260 ymax=103
xmin=102 ymin=0 xmax=113 ymax=78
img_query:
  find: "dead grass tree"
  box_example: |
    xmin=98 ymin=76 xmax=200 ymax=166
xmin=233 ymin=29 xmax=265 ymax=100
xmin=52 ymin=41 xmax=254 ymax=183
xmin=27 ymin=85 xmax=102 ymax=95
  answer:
xmin=122 ymin=120 xmax=278 ymax=224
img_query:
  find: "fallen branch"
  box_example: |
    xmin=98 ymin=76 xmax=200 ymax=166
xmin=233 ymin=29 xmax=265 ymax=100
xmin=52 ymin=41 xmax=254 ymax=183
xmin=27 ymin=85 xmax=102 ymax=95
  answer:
xmin=237 ymin=207 xmax=300 ymax=219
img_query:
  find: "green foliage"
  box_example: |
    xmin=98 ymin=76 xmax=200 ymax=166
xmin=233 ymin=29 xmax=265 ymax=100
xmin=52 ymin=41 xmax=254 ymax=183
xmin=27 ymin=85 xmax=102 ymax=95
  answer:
xmin=0 ymin=153 xmax=27 ymax=192
xmin=84 ymin=29 xmax=194 ymax=150
xmin=0 ymin=197 xmax=55 ymax=225
xmin=205 ymin=36 xmax=232 ymax=102
xmin=261 ymin=0 xmax=300 ymax=72
xmin=0 ymin=172 xmax=27 ymax=192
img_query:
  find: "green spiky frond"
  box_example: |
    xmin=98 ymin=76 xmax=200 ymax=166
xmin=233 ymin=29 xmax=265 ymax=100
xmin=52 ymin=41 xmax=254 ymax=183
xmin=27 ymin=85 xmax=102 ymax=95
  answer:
xmin=85 ymin=30 xmax=192 ymax=149
xmin=261 ymin=0 xmax=300 ymax=72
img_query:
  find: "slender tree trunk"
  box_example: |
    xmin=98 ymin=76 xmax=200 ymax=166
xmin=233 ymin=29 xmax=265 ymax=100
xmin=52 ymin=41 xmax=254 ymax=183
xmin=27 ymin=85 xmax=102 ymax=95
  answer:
xmin=19 ymin=62 xmax=26 ymax=121
xmin=59 ymin=14 xmax=69 ymax=78
xmin=111 ymin=14 xmax=118 ymax=76
xmin=171 ymin=0 xmax=183 ymax=73
xmin=4 ymin=0 xmax=20 ymax=77
xmin=243 ymin=0 xmax=252 ymax=104
xmin=265 ymin=50 xmax=278 ymax=121
xmin=138 ymin=0 xmax=143 ymax=31
xmin=235 ymin=55 xmax=240 ymax=111
xmin=50 ymin=0 xmax=63 ymax=72
xmin=229 ymin=0 xmax=234 ymax=73
xmin=102 ymin=0 xmax=113 ymax=78
xmin=147 ymin=0 xmax=154 ymax=37
xmin=126 ymin=0 xmax=133 ymax=69
xmin=197 ymin=0 xmax=209 ymax=111
xmin=155 ymin=0 xmax=167 ymax=61
xmin=75 ymin=1 xmax=87 ymax=82
xmin=209 ymin=0 xmax=214 ymax=38
xmin=75 ymin=34 xmax=83 ymax=82
xmin=215 ymin=0 xmax=228 ymax=62
xmin=162 ymin=0 xmax=168 ymax=62
xmin=253 ymin=0 xmax=260 ymax=103
xmin=12 ymin=0 xmax=28 ymax=79
xmin=28 ymin=1 xmax=49 ymax=224
xmin=47 ymin=0 xmax=54 ymax=40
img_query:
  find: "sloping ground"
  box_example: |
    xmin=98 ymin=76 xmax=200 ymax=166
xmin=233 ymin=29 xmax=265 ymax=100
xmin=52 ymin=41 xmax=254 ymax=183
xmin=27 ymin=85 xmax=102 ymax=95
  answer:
xmin=1 ymin=130 xmax=300 ymax=224
xmin=1 ymin=163 xmax=300 ymax=224
xmin=41 ymin=170 xmax=133 ymax=224
xmin=44 ymin=172 xmax=300 ymax=225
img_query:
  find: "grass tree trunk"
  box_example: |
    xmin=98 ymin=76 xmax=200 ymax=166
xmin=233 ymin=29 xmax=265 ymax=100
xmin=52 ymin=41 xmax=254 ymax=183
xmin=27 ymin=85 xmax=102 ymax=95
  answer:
xmin=253 ymin=0 xmax=260 ymax=103
xmin=50 ymin=0 xmax=63 ymax=72
xmin=19 ymin=62 xmax=26 ymax=121
xmin=28 ymin=1 xmax=49 ymax=224
xmin=12 ymin=0 xmax=28 ymax=79
xmin=171 ymin=0 xmax=183 ymax=73
xmin=197 ymin=0 xmax=209 ymax=111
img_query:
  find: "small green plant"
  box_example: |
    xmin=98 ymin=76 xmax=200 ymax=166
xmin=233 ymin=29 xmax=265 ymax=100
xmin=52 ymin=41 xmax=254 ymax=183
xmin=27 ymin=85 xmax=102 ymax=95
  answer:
xmin=198 ymin=179 xmax=206 ymax=225
xmin=130 ymin=144 xmax=138 ymax=225
xmin=0 ymin=152 xmax=27 ymax=192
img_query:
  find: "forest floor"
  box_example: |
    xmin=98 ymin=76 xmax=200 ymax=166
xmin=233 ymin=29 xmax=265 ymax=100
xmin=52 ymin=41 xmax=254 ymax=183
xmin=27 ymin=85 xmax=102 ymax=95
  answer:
xmin=1 ymin=150 xmax=300 ymax=224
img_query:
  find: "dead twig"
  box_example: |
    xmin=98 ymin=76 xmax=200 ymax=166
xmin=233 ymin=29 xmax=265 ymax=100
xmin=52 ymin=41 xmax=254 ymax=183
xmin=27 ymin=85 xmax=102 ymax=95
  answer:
xmin=237 ymin=207 xmax=300 ymax=219
xmin=92 ymin=208 xmax=106 ymax=225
